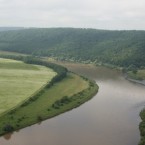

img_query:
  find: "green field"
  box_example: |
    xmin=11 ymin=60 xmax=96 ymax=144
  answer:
xmin=127 ymin=69 xmax=145 ymax=80
xmin=137 ymin=70 xmax=145 ymax=80
xmin=0 ymin=58 xmax=56 ymax=114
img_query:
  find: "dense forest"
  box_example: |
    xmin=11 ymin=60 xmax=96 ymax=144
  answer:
xmin=0 ymin=28 xmax=145 ymax=68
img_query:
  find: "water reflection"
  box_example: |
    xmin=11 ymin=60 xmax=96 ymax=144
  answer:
xmin=3 ymin=133 xmax=12 ymax=140
xmin=0 ymin=64 xmax=145 ymax=145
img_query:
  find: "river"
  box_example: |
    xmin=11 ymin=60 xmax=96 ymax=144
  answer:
xmin=0 ymin=63 xmax=145 ymax=145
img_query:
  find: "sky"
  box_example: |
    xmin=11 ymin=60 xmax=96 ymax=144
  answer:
xmin=0 ymin=0 xmax=145 ymax=30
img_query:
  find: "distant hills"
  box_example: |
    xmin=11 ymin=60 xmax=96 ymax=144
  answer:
xmin=0 ymin=27 xmax=25 ymax=31
xmin=0 ymin=28 xmax=144 ymax=68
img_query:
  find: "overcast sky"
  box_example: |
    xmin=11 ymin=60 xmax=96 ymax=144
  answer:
xmin=0 ymin=0 xmax=145 ymax=30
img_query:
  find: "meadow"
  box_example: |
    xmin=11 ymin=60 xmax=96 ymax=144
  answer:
xmin=127 ymin=69 xmax=145 ymax=80
xmin=0 ymin=58 xmax=56 ymax=114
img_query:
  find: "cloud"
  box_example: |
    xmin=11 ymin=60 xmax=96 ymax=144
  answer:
xmin=0 ymin=0 xmax=145 ymax=29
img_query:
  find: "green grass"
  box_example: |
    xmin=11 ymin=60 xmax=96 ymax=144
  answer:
xmin=137 ymin=70 xmax=145 ymax=80
xmin=0 ymin=58 xmax=56 ymax=114
xmin=0 ymin=72 xmax=98 ymax=135
xmin=127 ymin=69 xmax=145 ymax=80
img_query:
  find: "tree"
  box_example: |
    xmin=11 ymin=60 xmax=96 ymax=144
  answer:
xmin=3 ymin=124 xmax=14 ymax=132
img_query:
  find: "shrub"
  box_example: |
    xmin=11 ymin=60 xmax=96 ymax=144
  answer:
xmin=3 ymin=124 xmax=14 ymax=132
xmin=60 ymin=96 xmax=71 ymax=103
xmin=37 ymin=116 xmax=43 ymax=122
xmin=52 ymin=96 xmax=71 ymax=109
xmin=47 ymin=108 xmax=51 ymax=111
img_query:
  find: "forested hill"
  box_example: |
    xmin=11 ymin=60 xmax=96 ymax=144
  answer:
xmin=0 ymin=28 xmax=145 ymax=68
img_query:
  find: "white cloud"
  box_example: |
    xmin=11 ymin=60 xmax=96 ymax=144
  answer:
xmin=0 ymin=0 xmax=145 ymax=29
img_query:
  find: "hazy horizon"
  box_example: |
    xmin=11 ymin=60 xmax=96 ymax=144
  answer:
xmin=1 ymin=26 xmax=145 ymax=31
xmin=0 ymin=0 xmax=145 ymax=30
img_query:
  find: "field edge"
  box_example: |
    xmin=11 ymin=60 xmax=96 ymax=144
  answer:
xmin=0 ymin=57 xmax=98 ymax=136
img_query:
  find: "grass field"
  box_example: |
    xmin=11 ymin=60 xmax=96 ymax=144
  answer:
xmin=127 ymin=69 xmax=145 ymax=80
xmin=136 ymin=70 xmax=145 ymax=80
xmin=0 ymin=72 xmax=98 ymax=135
xmin=0 ymin=58 xmax=56 ymax=114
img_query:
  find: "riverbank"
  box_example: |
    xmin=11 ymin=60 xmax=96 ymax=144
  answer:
xmin=125 ymin=76 xmax=145 ymax=86
xmin=128 ymin=70 xmax=145 ymax=80
xmin=127 ymin=70 xmax=145 ymax=145
xmin=0 ymin=56 xmax=98 ymax=136
xmin=49 ymin=59 xmax=145 ymax=145
xmin=139 ymin=110 xmax=145 ymax=145
xmin=0 ymin=71 xmax=98 ymax=136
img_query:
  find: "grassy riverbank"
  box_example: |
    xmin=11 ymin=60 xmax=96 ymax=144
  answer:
xmin=0 ymin=72 xmax=98 ymax=135
xmin=127 ymin=70 xmax=145 ymax=81
xmin=0 ymin=56 xmax=98 ymax=136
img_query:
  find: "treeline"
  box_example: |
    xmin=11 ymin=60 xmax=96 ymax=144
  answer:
xmin=0 ymin=54 xmax=24 ymax=61
xmin=23 ymin=56 xmax=68 ymax=82
xmin=0 ymin=54 xmax=67 ymax=82
xmin=0 ymin=28 xmax=145 ymax=68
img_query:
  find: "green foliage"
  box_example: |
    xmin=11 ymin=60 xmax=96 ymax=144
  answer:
xmin=127 ymin=68 xmax=145 ymax=80
xmin=22 ymin=56 xmax=68 ymax=83
xmin=3 ymin=124 xmax=14 ymax=132
xmin=0 ymin=28 xmax=145 ymax=68
xmin=37 ymin=116 xmax=43 ymax=122
xmin=127 ymin=64 xmax=137 ymax=72
xmin=139 ymin=109 xmax=145 ymax=145
xmin=132 ymin=69 xmax=137 ymax=74
xmin=52 ymin=96 xmax=71 ymax=109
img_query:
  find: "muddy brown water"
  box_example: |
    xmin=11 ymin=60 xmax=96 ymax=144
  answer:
xmin=0 ymin=63 xmax=145 ymax=145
